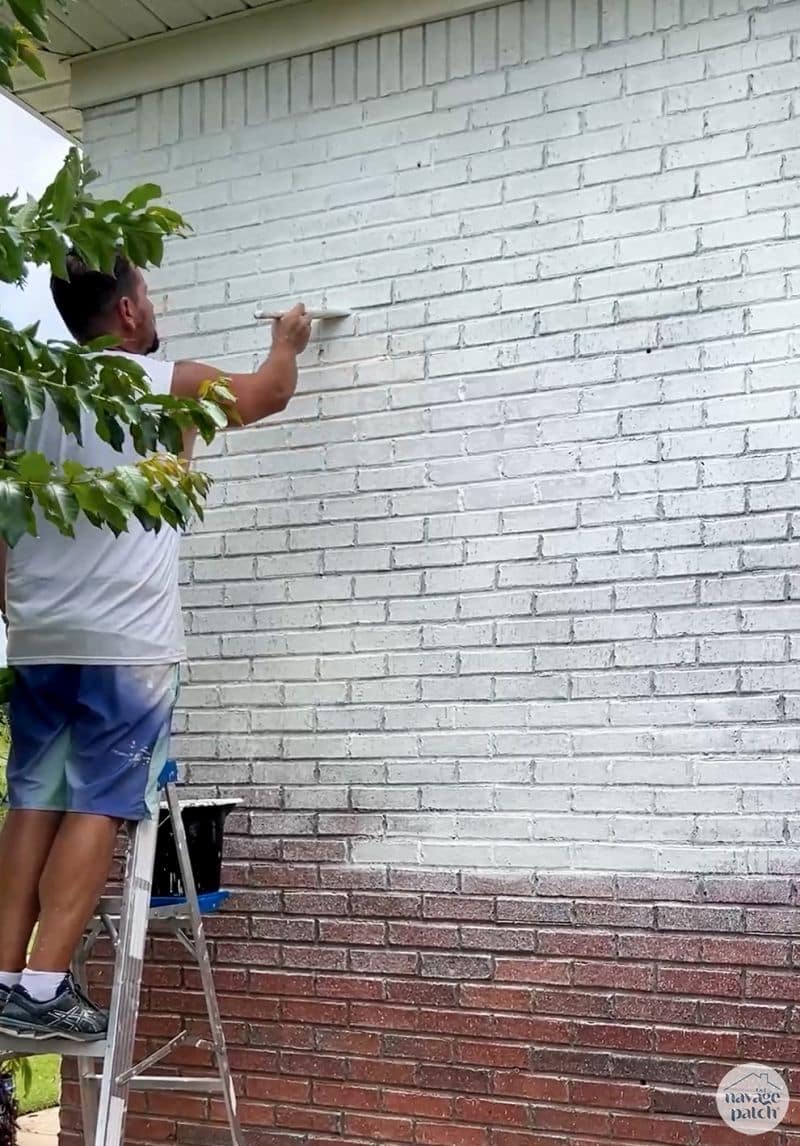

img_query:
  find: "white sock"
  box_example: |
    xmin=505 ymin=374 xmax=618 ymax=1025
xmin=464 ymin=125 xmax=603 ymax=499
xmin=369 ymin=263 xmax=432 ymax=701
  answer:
xmin=0 ymin=972 xmax=20 ymax=990
xmin=19 ymin=970 xmax=66 ymax=1002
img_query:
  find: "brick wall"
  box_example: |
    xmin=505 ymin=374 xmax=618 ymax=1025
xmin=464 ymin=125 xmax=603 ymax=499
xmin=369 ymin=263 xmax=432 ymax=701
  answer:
xmin=85 ymin=0 xmax=800 ymax=874
xmin=62 ymin=869 xmax=800 ymax=1144
xmin=60 ymin=0 xmax=800 ymax=1141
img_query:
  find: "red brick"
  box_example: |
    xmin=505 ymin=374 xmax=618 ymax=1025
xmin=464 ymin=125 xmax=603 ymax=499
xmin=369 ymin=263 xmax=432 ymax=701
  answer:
xmin=657 ymin=904 xmax=743 ymax=932
xmin=455 ymin=1096 xmax=528 ymax=1126
xmin=502 ymin=1015 xmax=572 ymax=1044
xmin=222 ymin=993 xmax=282 ymax=1022
xmin=248 ymin=1022 xmax=313 ymax=1050
xmin=461 ymin=873 xmax=534 ymax=896
xmin=280 ymin=999 xmax=349 ymax=1026
xmin=418 ymin=1008 xmax=495 ymax=1037
xmin=387 ymin=980 xmax=459 ymax=1007
xmin=533 ymin=988 xmax=613 ymax=1018
xmin=656 ymin=965 xmax=743 ymax=997
xmin=383 ymin=1034 xmax=454 ymax=1062
xmin=350 ymin=949 xmax=419 ymax=975
xmin=416 ymin=1121 xmax=488 ymax=1146
xmin=389 ymin=922 xmax=461 ymax=947
xmin=493 ymin=1132 xmax=569 ymax=1146
xmin=350 ymin=1002 xmax=419 ymax=1030
xmin=700 ymin=999 xmax=788 ymax=1031
xmin=459 ymin=984 xmax=532 ymax=1012
xmin=275 ymin=1105 xmax=340 ymax=1133
xmin=214 ymin=942 xmax=280 ymax=966
xmin=496 ymin=899 xmax=572 ymax=924
xmin=424 ymin=895 xmax=494 ymax=920
xmin=573 ymin=960 xmax=655 ymax=991
xmin=283 ymin=840 xmax=347 ymax=862
xmin=234 ymin=1103 xmax=277 ymax=1128
xmin=316 ymin=1028 xmax=381 ymax=1056
xmin=278 ymin=1052 xmax=347 ymax=1080
xmin=702 ymin=936 xmax=791 ymax=966
xmin=251 ymin=971 xmax=314 ymax=996
xmin=246 ymin=1077 xmax=311 ymax=1103
xmin=537 ymin=930 xmax=616 ymax=957
xmin=147 ymin=1093 xmax=209 ymax=1119
xmin=418 ymin=1065 xmax=491 ymax=1094
xmin=537 ymin=873 xmax=616 ymax=898
xmin=345 ymin=1113 xmax=414 ymax=1141
xmin=611 ymin=1113 xmax=694 ymax=1144
xmin=739 ymin=1032 xmax=800 ymax=1061
xmin=250 ymin=863 xmax=319 ymax=888
xmin=495 ymin=958 xmax=571 ymax=985
xmin=654 ymin=1026 xmax=740 ymax=1057
xmin=284 ymin=891 xmax=349 ymax=916
xmin=659 ymin=1087 xmax=724 ymax=1119
xmin=125 ymin=1116 xmax=176 ymax=1141
xmin=349 ymin=1056 xmax=417 ymax=1086
xmin=319 ymin=920 xmax=386 ymax=945
xmin=612 ymin=995 xmax=698 ymax=1025
xmin=747 ymin=971 xmax=800 ymax=1002
xmin=573 ymin=901 xmax=655 ymax=929
xmin=282 ymin=946 xmax=348 ymax=971
xmin=313 ymin=1082 xmax=381 ymax=1111
xmin=320 ymin=866 xmax=387 ymax=889
xmin=251 ymin=918 xmax=316 ymax=942
xmin=745 ymin=907 xmax=800 ymax=934
xmin=570 ymin=1079 xmax=650 ymax=1111
xmin=608 ymin=1053 xmax=694 ymax=1087
xmin=230 ymin=1048 xmax=282 ymax=1074
xmin=493 ymin=1072 xmax=569 ymax=1103
xmin=532 ymin=1105 xmax=611 ymax=1136
xmin=383 ymin=1090 xmax=454 ymax=1119
xmin=391 ymin=868 xmax=459 ymax=893
xmin=618 ymin=933 xmax=702 ymax=961
xmin=316 ymin=973 xmax=384 ymax=1000
xmin=572 ymin=1021 xmax=653 ymax=1052
xmin=421 ymin=953 xmax=492 ymax=979
xmin=617 ymin=875 xmax=699 ymax=901
xmin=456 ymin=1040 xmax=529 ymax=1068
xmin=703 ymin=876 xmax=792 ymax=904
xmin=351 ymin=892 xmax=422 ymax=918
xmin=460 ymin=925 xmax=539 ymax=953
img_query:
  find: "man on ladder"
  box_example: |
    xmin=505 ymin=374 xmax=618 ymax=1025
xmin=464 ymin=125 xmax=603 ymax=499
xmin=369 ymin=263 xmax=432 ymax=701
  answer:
xmin=0 ymin=251 xmax=310 ymax=1041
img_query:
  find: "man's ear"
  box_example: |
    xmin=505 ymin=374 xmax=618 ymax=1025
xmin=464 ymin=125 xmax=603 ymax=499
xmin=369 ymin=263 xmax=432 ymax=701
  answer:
xmin=118 ymin=294 xmax=136 ymax=332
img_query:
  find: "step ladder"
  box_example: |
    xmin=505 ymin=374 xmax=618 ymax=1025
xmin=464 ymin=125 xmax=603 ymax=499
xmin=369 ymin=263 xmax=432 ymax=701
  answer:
xmin=0 ymin=761 xmax=245 ymax=1146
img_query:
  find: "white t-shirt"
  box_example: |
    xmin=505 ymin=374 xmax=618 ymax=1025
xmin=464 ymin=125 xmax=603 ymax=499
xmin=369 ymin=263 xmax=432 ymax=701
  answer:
xmin=5 ymin=352 xmax=186 ymax=666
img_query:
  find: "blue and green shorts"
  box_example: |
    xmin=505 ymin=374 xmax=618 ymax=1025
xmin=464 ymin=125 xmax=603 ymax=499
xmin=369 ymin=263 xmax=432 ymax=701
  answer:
xmin=5 ymin=664 xmax=179 ymax=821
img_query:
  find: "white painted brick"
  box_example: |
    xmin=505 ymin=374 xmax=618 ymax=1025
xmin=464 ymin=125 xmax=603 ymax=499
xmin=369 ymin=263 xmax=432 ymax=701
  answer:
xmin=81 ymin=0 xmax=800 ymax=875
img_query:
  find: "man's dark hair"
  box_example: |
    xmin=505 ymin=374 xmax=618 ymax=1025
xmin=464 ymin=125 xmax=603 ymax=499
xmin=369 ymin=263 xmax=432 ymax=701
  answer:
xmin=51 ymin=252 xmax=137 ymax=343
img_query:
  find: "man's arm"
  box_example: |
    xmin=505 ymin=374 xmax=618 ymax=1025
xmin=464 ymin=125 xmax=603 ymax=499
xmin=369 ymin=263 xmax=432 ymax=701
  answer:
xmin=170 ymin=303 xmax=312 ymax=426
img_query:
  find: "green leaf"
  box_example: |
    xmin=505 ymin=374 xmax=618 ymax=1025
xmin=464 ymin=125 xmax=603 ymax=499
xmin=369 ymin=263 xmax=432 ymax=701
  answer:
xmin=0 ymin=479 xmax=36 ymax=546
xmin=36 ymin=482 xmax=79 ymax=536
xmin=7 ymin=0 xmax=49 ymax=41
xmin=115 ymin=465 xmax=151 ymax=506
xmin=0 ymin=377 xmax=30 ymax=435
xmin=124 ymin=184 xmax=162 ymax=210
xmin=16 ymin=39 xmax=46 ymax=79
xmin=49 ymin=387 xmax=83 ymax=442
xmin=17 ymin=452 xmax=51 ymax=484
xmin=0 ymin=669 xmax=17 ymax=707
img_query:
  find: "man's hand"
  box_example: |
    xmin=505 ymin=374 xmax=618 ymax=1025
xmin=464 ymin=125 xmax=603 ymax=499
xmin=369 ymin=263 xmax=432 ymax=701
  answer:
xmin=172 ymin=300 xmax=312 ymax=427
xmin=273 ymin=303 xmax=312 ymax=356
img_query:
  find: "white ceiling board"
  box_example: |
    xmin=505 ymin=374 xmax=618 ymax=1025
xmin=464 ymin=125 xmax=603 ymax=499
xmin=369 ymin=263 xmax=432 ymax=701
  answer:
xmin=83 ymin=0 xmax=167 ymax=39
xmin=137 ymin=0 xmax=211 ymax=30
xmin=187 ymin=0 xmax=249 ymax=15
xmin=54 ymin=2 xmax=132 ymax=49
xmin=43 ymin=13 xmax=92 ymax=54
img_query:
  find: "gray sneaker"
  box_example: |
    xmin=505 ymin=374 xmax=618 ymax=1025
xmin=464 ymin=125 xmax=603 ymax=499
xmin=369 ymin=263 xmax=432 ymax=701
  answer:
xmin=0 ymin=975 xmax=107 ymax=1042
